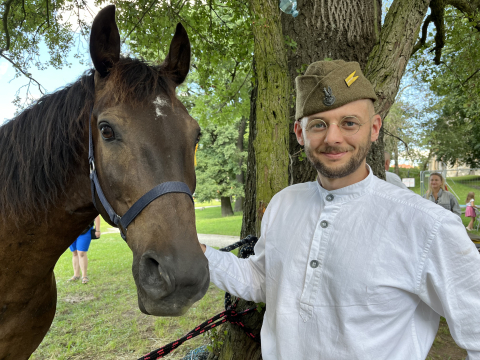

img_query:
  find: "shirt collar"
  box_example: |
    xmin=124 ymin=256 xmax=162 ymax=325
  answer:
xmin=315 ymin=164 xmax=373 ymax=204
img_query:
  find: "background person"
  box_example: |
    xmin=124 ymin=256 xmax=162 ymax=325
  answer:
xmin=68 ymin=216 xmax=101 ymax=284
xmin=465 ymin=192 xmax=478 ymax=231
xmin=383 ymin=151 xmax=408 ymax=189
xmin=199 ymin=60 xmax=480 ymax=359
xmin=424 ymin=172 xmax=461 ymax=217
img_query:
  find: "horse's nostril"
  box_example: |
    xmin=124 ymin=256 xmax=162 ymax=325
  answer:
xmin=140 ymin=255 xmax=174 ymax=299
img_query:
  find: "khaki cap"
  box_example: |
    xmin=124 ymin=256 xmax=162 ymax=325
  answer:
xmin=295 ymin=60 xmax=377 ymax=120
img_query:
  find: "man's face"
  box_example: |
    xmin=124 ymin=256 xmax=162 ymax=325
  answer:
xmin=294 ymin=99 xmax=382 ymax=179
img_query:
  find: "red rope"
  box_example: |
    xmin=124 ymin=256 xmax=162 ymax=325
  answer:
xmin=138 ymin=300 xmax=259 ymax=360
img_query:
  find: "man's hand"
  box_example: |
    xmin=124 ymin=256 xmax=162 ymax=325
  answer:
xmin=200 ymin=243 xmax=206 ymax=253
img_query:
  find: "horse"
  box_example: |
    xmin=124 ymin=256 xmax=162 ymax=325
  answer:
xmin=0 ymin=5 xmax=209 ymax=359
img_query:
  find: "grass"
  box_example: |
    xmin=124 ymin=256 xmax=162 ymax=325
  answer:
xmin=31 ymin=231 xmax=226 ymax=360
xmin=394 ymin=169 xmax=480 ymax=237
xmin=195 ymin=207 xmax=242 ymax=236
xmin=194 ymin=200 xmax=221 ymax=207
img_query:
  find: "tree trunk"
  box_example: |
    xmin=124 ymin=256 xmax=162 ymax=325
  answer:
xmin=221 ymin=196 xmax=234 ymax=217
xmin=394 ymin=145 xmax=400 ymax=175
xmin=250 ymin=0 xmax=290 ymax=236
xmin=241 ymin=75 xmax=258 ymax=239
xmin=234 ymin=116 xmax=247 ymax=213
xmin=219 ymin=0 xmax=431 ymax=359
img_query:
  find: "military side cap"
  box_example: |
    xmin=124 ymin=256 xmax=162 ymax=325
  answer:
xmin=295 ymin=60 xmax=377 ymax=120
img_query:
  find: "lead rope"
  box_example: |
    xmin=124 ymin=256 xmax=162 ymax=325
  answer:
xmin=138 ymin=235 xmax=261 ymax=360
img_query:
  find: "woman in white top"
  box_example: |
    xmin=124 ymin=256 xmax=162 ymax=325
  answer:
xmin=465 ymin=192 xmax=479 ymax=231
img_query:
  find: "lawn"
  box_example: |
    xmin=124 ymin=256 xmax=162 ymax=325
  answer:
xmin=195 ymin=207 xmax=242 ymax=236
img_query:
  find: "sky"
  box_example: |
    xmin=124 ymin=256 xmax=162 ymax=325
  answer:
xmin=0 ymin=2 xmax=98 ymax=125
xmin=0 ymin=45 xmax=91 ymax=125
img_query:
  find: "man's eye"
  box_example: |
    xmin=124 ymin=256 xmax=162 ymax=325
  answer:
xmin=308 ymin=120 xmax=327 ymax=130
xmin=100 ymin=125 xmax=115 ymax=140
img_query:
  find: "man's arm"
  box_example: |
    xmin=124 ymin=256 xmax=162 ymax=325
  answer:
xmin=418 ymin=214 xmax=480 ymax=357
xmin=202 ymin=236 xmax=266 ymax=304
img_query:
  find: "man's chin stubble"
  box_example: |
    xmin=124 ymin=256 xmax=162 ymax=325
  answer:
xmin=305 ymin=143 xmax=371 ymax=179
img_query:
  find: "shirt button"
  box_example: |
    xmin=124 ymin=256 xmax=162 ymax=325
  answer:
xmin=320 ymin=220 xmax=328 ymax=228
xmin=326 ymin=194 xmax=334 ymax=201
xmin=310 ymin=260 xmax=319 ymax=268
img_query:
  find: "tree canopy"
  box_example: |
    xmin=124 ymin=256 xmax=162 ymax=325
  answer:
xmin=409 ymin=4 xmax=480 ymax=168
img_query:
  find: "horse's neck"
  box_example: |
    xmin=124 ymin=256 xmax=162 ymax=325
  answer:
xmin=0 ymin=162 xmax=97 ymax=280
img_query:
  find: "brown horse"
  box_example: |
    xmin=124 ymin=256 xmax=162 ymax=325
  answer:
xmin=0 ymin=5 xmax=209 ymax=359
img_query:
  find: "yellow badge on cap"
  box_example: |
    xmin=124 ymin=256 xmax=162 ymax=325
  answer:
xmin=345 ymin=71 xmax=359 ymax=87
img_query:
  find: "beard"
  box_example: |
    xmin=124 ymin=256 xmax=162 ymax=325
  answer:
xmin=304 ymin=136 xmax=372 ymax=179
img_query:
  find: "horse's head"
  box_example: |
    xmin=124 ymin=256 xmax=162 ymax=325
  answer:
xmin=88 ymin=5 xmax=208 ymax=316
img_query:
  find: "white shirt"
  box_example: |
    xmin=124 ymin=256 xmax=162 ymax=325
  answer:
xmin=205 ymin=167 xmax=480 ymax=360
xmin=385 ymin=170 xmax=409 ymax=189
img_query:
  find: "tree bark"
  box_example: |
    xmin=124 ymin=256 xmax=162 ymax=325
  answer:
xmin=221 ymin=196 xmax=234 ymax=217
xmin=241 ymin=75 xmax=258 ymax=239
xmin=234 ymin=116 xmax=247 ymax=213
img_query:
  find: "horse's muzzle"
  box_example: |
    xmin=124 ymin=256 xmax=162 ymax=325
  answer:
xmin=136 ymin=250 xmax=210 ymax=316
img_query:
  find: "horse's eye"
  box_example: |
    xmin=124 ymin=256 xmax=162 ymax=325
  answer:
xmin=100 ymin=125 xmax=115 ymax=140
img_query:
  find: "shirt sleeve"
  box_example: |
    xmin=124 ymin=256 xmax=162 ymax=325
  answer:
xmin=203 ymin=209 xmax=270 ymax=304
xmin=450 ymin=194 xmax=462 ymax=217
xmin=418 ymin=214 xmax=480 ymax=358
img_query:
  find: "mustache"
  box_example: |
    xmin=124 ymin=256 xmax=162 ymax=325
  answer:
xmin=316 ymin=146 xmax=355 ymax=154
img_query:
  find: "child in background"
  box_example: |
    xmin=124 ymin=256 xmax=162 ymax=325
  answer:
xmin=465 ymin=192 xmax=478 ymax=231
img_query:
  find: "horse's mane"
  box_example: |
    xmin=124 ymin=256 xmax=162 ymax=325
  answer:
xmin=0 ymin=58 xmax=176 ymax=224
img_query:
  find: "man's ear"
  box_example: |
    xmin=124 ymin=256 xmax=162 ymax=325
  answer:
xmin=370 ymin=114 xmax=382 ymax=142
xmin=294 ymin=120 xmax=305 ymax=146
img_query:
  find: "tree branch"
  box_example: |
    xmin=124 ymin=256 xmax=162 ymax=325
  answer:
xmin=215 ymin=67 xmax=251 ymax=115
xmin=458 ymin=68 xmax=480 ymax=88
xmin=0 ymin=0 xmax=15 ymax=54
xmin=122 ymin=0 xmax=159 ymax=44
xmin=411 ymin=14 xmax=432 ymax=56
xmin=46 ymin=0 xmax=49 ymax=27
xmin=0 ymin=53 xmax=45 ymax=95
xmin=384 ymin=128 xmax=410 ymax=155
xmin=430 ymin=0 xmax=446 ymax=65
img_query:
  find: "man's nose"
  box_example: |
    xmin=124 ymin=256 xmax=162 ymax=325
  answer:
xmin=324 ymin=124 xmax=343 ymax=145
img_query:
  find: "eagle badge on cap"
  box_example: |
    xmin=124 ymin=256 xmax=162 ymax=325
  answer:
xmin=345 ymin=71 xmax=359 ymax=87
xmin=323 ymin=87 xmax=336 ymax=106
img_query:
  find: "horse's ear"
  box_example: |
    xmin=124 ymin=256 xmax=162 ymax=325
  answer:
xmin=164 ymin=23 xmax=191 ymax=86
xmin=90 ymin=5 xmax=120 ymax=78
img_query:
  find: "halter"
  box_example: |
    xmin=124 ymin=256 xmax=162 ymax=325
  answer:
xmin=88 ymin=110 xmax=194 ymax=241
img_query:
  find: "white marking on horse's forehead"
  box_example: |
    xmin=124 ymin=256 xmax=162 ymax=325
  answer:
xmin=153 ymin=96 xmax=168 ymax=118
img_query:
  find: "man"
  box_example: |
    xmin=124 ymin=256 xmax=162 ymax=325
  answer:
xmin=384 ymin=151 xmax=409 ymax=189
xmin=200 ymin=60 xmax=480 ymax=359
